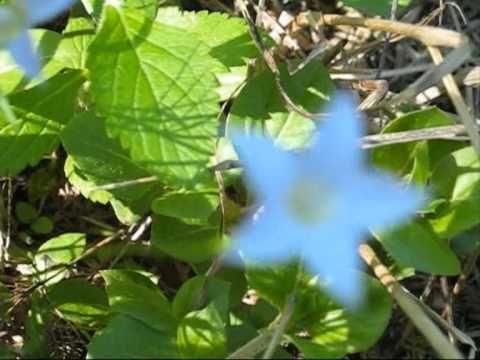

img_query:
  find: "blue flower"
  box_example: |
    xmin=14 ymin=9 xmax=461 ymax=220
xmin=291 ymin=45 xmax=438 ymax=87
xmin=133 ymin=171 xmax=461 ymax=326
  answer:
xmin=227 ymin=93 xmax=424 ymax=306
xmin=0 ymin=0 xmax=76 ymax=77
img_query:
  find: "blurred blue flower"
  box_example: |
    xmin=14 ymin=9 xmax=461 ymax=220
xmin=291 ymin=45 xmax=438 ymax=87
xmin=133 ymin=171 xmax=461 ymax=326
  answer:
xmin=227 ymin=93 xmax=424 ymax=306
xmin=0 ymin=0 xmax=76 ymax=77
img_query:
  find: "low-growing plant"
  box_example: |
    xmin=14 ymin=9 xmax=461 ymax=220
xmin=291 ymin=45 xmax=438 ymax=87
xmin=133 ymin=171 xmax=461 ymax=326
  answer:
xmin=0 ymin=0 xmax=476 ymax=358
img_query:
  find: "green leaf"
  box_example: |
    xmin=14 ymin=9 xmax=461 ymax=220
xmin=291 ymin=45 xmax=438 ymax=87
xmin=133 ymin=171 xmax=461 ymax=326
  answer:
xmin=0 ymin=30 xmax=63 ymax=94
xmin=151 ymin=215 xmax=225 ymax=263
xmin=375 ymin=220 xmax=461 ymax=275
xmin=246 ymin=262 xmax=300 ymax=310
xmin=247 ymin=263 xmax=392 ymax=355
xmin=172 ymin=275 xmax=230 ymax=321
xmin=57 ymin=17 xmax=96 ymax=69
xmin=0 ymin=70 xmax=85 ymax=176
xmin=30 ymin=216 xmax=54 ymax=235
xmin=64 ymin=156 xmax=113 ymax=204
xmin=428 ymin=146 xmax=480 ymax=238
xmin=62 ymin=112 xmax=158 ymax=203
xmin=371 ymin=107 xmax=460 ymax=179
xmin=23 ymin=291 xmax=52 ymax=358
xmin=15 ymin=201 xmax=38 ymax=224
xmin=342 ymin=0 xmax=413 ymax=17
xmin=87 ymin=314 xmax=179 ymax=359
xmin=227 ymin=62 xmax=334 ymax=150
xmin=155 ymin=8 xmax=256 ymax=67
xmin=152 ymin=190 xmax=218 ymax=221
xmin=47 ymin=279 xmax=109 ymax=327
xmin=0 ymin=22 xmax=93 ymax=95
xmin=101 ymin=269 xmax=176 ymax=333
xmin=152 ymin=175 xmax=219 ymax=221
xmin=34 ymin=233 xmax=86 ymax=285
xmin=288 ymin=336 xmax=344 ymax=359
xmin=177 ymin=303 xmax=227 ymax=359
xmin=302 ymin=274 xmax=392 ymax=355
xmin=87 ymin=5 xmax=222 ymax=186
xmin=82 ymin=0 xmax=158 ymax=20
xmin=36 ymin=233 xmax=86 ymax=264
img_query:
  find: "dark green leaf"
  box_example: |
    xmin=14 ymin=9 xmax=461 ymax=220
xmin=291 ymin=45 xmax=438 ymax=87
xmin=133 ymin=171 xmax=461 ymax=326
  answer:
xmin=429 ymin=146 xmax=480 ymax=238
xmin=0 ymin=70 xmax=85 ymax=176
xmin=88 ymin=314 xmax=178 ymax=358
xmin=47 ymin=279 xmax=109 ymax=327
xmin=101 ymin=269 xmax=176 ymax=333
xmin=375 ymin=220 xmax=460 ymax=275
xmin=227 ymin=62 xmax=334 ymax=150
xmin=151 ymin=215 xmax=225 ymax=263
xmin=371 ymin=107 xmax=460 ymax=180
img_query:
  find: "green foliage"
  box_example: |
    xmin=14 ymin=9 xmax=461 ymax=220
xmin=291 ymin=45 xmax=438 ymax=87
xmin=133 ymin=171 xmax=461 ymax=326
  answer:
xmin=0 ymin=2 xmax=476 ymax=358
xmin=87 ymin=5 xmax=223 ymax=187
xmin=374 ymin=220 xmax=461 ymax=275
xmin=0 ymin=70 xmax=85 ymax=176
xmin=342 ymin=0 xmax=413 ymax=17
xmin=47 ymin=279 xmax=109 ymax=327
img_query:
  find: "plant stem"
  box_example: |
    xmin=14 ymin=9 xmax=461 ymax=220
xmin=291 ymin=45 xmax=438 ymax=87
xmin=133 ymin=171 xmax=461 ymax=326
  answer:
xmin=227 ymin=330 xmax=274 ymax=359
xmin=358 ymin=244 xmax=463 ymax=359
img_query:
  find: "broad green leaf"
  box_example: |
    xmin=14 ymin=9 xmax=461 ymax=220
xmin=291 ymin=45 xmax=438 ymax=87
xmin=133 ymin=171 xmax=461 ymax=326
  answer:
xmin=22 ymin=291 xmax=52 ymax=358
xmin=64 ymin=156 xmax=113 ymax=205
xmin=155 ymin=8 xmax=257 ymax=67
xmin=101 ymin=269 xmax=176 ymax=333
xmin=33 ymin=233 xmax=86 ymax=285
xmin=0 ymin=30 xmax=63 ymax=94
xmin=87 ymin=314 xmax=178 ymax=359
xmin=172 ymin=275 xmax=230 ymax=321
xmin=152 ymin=190 xmax=218 ymax=221
xmin=47 ymin=279 xmax=109 ymax=327
xmin=429 ymin=146 xmax=480 ymax=238
xmin=57 ymin=17 xmax=95 ymax=69
xmin=35 ymin=233 xmax=86 ymax=264
xmin=30 ymin=216 xmax=54 ymax=235
xmin=246 ymin=262 xmax=300 ymax=310
xmin=371 ymin=107 xmax=461 ymax=179
xmin=177 ymin=303 xmax=227 ymax=359
xmin=375 ymin=220 xmax=460 ymax=275
xmin=227 ymin=62 xmax=334 ymax=150
xmin=82 ymin=0 xmax=158 ymax=20
xmin=151 ymin=215 xmax=225 ymax=263
xmin=15 ymin=201 xmax=38 ymax=224
xmin=172 ymin=276 xmax=206 ymax=320
xmin=0 ymin=70 xmax=85 ymax=176
xmin=302 ymin=274 xmax=391 ymax=355
xmin=0 ymin=22 xmax=93 ymax=95
xmin=288 ymin=336 xmax=345 ymax=359
xmin=247 ymin=263 xmax=392 ymax=355
xmin=152 ymin=172 xmax=219 ymax=221
xmin=62 ymin=112 xmax=158 ymax=203
xmin=342 ymin=0 xmax=413 ymax=17
xmin=87 ymin=5 xmax=222 ymax=186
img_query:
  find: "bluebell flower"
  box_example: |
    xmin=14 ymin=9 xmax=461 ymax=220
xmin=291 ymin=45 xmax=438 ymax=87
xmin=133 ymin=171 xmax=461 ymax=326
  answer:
xmin=227 ymin=93 xmax=424 ymax=306
xmin=0 ymin=0 xmax=76 ymax=77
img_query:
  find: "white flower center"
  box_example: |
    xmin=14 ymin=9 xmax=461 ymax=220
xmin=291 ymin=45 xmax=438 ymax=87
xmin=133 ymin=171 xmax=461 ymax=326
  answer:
xmin=286 ymin=177 xmax=337 ymax=225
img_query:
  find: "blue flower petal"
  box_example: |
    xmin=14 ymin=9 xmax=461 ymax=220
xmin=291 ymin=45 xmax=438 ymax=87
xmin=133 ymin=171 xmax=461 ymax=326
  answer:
xmin=231 ymin=131 xmax=298 ymax=200
xmin=25 ymin=0 xmax=75 ymax=25
xmin=7 ymin=31 xmax=40 ymax=78
xmin=345 ymin=172 xmax=425 ymax=227
xmin=303 ymin=227 xmax=363 ymax=306
xmin=305 ymin=93 xmax=365 ymax=175
xmin=227 ymin=205 xmax=303 ymax=264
